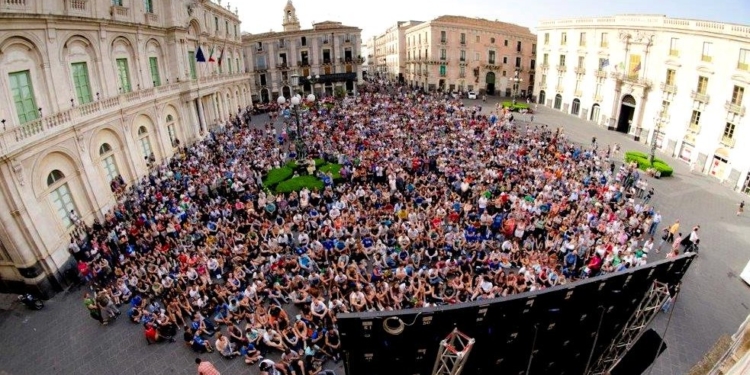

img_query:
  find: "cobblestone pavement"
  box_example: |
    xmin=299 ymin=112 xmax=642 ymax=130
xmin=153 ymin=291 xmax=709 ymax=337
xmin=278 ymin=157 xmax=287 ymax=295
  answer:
xmin=1 ymin=98 xmax=749 ymax=375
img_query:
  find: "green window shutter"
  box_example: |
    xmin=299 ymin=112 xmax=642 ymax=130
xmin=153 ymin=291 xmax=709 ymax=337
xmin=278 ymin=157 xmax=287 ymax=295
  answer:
xmin=8 ymin=70 xmax=38 ymax=124
xmin=116 ymin=58 xmax=131 ymax=92
xmin=71 ymin=62 xmax=93 ymax=104
xmin=112 ymin=0 xmax=122 ymax=5
xmin=188 ymin=51 xmax=197 ymax=79
xmin=440 ymin=65 xmax=446 ymax=75
xmin=143 ymin=0 xmax=152 ymax=13
xmin=149 ymin=57 xmax=161 ymax=86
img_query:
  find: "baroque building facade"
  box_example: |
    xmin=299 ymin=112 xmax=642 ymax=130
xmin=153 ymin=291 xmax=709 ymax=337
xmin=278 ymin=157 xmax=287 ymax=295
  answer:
xmin=0 ymin=0 xmax=251 ymax=294
xmin=535 ymin=15 xmax=750 ymax=193
xmin=402 ymin=15 xmax=536 ymax=95
xmin=372 ymin=21 xmax=423 ymax=82
xmin=242 ymin=1 xmax=363 ymax=102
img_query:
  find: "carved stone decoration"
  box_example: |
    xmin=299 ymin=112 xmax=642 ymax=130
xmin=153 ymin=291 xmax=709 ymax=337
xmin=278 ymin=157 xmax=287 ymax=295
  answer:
xmin=77 ymin=132 xmax=86 ymax=153
xmin=11 ymin=159 xmax=25 ymax=186
xmin=619 ymin=30 xmax=632 ymax=43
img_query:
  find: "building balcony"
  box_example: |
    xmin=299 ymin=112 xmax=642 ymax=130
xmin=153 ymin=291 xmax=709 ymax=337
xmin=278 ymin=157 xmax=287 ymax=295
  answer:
xmin=574 ymin=66 xmax=586 ymax=75
xmin=278 ymin=43 xmax=287 ymax=50
xmin=539 ymin=82 xmax=547 ymax=90
xmin=611 ymin=72 xmax=651 ymax=87
xmin=276 ymin=63 xmax=290 ymax=70
xmin=720 ymin=135 xmax=736 ymax=148
xmin=439 ymin=39 xmax=447 ymax=45
xmin=111 ymin=5 xmax=129 ymax=20
xmin=556 ymin=85 xmax=564 ymax=93
xmin=254 ymin=66 xmax=268 ymax=72
xmin=320 ymin=59 xmax=333 ymax=65
xmin=595 ymin=70 xmax=607 ymax=79
xmin=297 ymin=60 xmax=310 ymax=67
xmin=574 ymin=89 xmax=583 ymax=97
xmin=439 ymin=73 xmax=447 ymax=77
xmin=557 ymin=65 xmax=567 ymax=73
xmin=484 ymin=63 xmax=502 ymax=70
xmin=528 ymin=69 xmax=535 ymax=74
xmin=687 ymin=122 xmax=701 ymax=134
xmin=0 ymin=73 xmax=251 ymax=156
xmin=725 ymin=101 xmax=746 ymax=116
xmin=691 ymin=90 xmax=710 ymax=104
xmin=660 ymin=82 xmax=677 ymax=94
xmin=459 ymin=73 xmax=466 ymax=78
xmin=540 ymin=63 xmax=550 ymax=70
xmin=593 ymin=93 xmax=603 ymax=102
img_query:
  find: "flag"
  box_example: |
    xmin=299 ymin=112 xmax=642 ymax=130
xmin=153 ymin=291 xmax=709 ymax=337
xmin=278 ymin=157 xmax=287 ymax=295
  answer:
xmin=196 ymin=46 xmax=206 ymax=62
xmin=600 ymin=59 xmax=609 ymax=69
xmin=208 ymin=46 xmax=216 ymax=63
xmin=634 ymin=62 xmax=641 ymax=72
xmin=217 ymin=46 xmax=225 ymax=66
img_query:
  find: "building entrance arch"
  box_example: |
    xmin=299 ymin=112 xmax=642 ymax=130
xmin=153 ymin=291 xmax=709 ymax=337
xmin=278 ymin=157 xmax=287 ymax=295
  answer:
xmin=617 ymin=95 xmax=636 ymax=133
xmin=485 ymin=72 xmax=496 ymax=95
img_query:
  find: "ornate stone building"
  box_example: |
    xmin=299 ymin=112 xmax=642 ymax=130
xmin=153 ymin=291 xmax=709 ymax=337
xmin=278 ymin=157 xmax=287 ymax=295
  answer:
xmin=0 ymin=0 xmax=251 ymax=294
xmin=242 ymin=1 xmax=364 ymax=102
xmin=403 ymin=16 xmax=536 ymax=95
xmin=535 ymin=15 xmax=750 ymax=193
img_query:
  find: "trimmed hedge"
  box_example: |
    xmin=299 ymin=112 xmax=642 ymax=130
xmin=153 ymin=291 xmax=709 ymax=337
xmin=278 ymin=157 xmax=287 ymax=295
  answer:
xmin=319 ymin=163 xmax=343 ymax=180
xmin=263 ymin=167 xmax=294 ymax=188
xmin=623 ymin=151 xmax=673 ymax=177
xmin=501 ymin=102 xmax=530 ymax=112
xmin=276 ymin=175 xmax=324 ymax=194
xmin=285 ymin=158 xmax=326 ymax=171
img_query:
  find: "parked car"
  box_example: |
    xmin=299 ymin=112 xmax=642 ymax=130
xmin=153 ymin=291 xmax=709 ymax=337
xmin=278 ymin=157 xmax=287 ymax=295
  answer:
xmin=467 ymin=91 xmax=477 ymax=99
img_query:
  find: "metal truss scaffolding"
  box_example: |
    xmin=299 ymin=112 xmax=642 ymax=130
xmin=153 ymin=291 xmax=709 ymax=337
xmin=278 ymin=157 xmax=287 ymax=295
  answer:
xmin=432 ymin=329 xmax=475 ymax=375
xmin=588 ymin=280 xmax=671 ymax=375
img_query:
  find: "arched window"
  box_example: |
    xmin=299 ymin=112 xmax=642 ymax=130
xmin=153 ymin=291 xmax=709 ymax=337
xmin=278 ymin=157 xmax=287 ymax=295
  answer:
xmin=166 ymin=114 xmax=177 ymax=148
xmin=46 ymin=170 xmax=65 ymax=186
xmin=46 ymin=170 xmax=77 ymax=228
xmin=99 ymin=143 xmax=118 ymax=182
xmin=137 ymin=126 xmax=152 ymax=159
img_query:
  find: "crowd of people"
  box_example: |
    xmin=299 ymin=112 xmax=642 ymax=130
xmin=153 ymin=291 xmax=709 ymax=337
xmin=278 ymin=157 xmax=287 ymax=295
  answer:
xmin=72 ymin=80 xmax=680 ymax=375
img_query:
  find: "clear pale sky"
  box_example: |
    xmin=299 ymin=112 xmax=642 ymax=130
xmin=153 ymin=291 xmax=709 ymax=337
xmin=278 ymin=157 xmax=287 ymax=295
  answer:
xmin=234 ymin=0 xmax=750 ymax=39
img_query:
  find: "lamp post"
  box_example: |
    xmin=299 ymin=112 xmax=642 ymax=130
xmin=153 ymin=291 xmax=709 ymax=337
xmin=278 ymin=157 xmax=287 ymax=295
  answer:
xmin=650 ymin=112 xmax=667 ymax=165
xmin=307 ymin=74 xmax=320 ymax=96
xmin=511 ymin=70 xmax=523 ymax=105
xmin=277 ymin=91 xmax=316 ymax=160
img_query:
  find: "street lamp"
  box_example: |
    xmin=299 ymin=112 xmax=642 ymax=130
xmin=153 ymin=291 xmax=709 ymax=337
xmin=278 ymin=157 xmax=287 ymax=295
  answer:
xmin=277 ymin=93 xmax=315 ymax=160
xmin=511 ymin=70 xmax=523 ymax=105
xmin=307 ymin=74 xmax=320 ymax=95
xmin=650 ymin=111 xmax=668 ymax=165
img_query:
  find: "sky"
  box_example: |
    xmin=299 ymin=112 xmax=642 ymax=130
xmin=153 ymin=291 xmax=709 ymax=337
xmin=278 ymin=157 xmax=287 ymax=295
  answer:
xmin=234 ymin=0 xmax=750 ymax=40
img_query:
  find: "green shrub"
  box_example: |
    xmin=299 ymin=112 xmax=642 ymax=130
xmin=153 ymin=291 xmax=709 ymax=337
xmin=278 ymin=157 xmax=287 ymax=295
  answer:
xmin=501 ymin=102 xmax=530 ymax=112
xmin=319 ymin=163 xmax=343 ymax=180
xmin=314 ymin=158 xmax=326 ymax=167
xmin=285 ymin=160 xmax=298 ymax=170
xmin=623 ymin=153 xmax=674 ymax=177
xmin=263 ymin=167 xmax=293 ymax=188
xmin=275 ymin=175 xmax=324 ymax=193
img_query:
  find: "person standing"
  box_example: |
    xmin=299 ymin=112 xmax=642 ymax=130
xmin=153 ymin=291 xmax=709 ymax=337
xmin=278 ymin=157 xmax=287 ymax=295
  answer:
xmin=666 ymin=220 xmax=680 ymax=243
xmin=195 ymin=358 xmax=220 ymax=375
xmin=738 ymin=201 xmax=745 ymax=216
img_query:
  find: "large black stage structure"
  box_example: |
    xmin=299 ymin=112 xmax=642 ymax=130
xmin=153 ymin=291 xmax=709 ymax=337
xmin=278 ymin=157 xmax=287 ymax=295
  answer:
xmin=337 ymin=253 xmax=695 ymax=375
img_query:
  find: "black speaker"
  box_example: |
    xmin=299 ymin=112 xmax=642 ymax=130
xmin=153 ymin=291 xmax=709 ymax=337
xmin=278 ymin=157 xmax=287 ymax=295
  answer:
xmin=610 ymin=329 xmax=667 ymax=375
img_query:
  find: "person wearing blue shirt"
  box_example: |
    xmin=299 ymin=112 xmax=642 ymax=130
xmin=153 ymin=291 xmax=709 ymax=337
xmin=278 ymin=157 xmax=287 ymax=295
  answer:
xmin=362 ymin=237 xmax=374 ymax=248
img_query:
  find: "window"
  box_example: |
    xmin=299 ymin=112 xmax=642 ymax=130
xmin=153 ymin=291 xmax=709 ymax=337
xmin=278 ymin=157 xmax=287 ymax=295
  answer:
xmin=701 ymin=42 xmax=712 ymax=62
xmin=739 ymin=49 xmax=750 ymax=71
xmin=8 ymin=70 xmax=38 ymax=124
xmin=71 ymin=62 xmax=93 ymax=105
xmin=669 ymin=38 xmax=679 ymax=57
xmin=516 ymin=41 xmax=522 ymax=52
xmin=530 ymin=59 xmax=535 ymax=69
xmin=47 ymin=170 xmax=76 ymax=229
xmin=696 ymin=76 xmax=708 ymax=94
xmin=112 ymin=0 xmax=122 ymax=5
xmin=544 ymin=33 xmax=549 ymax=45
xmin=561 ymin=32 xmax=567 ymax=45
xmin=166 ymin=114 xmax=177 ymax=147
xmin=301 ymin=36 xmax=307 ymax=46
xmin=439 ymin=65 xmax=446 ymax=76
xmin=99 ymin=143 xmax=118 ymax=182
xmin=665 ymin=69 xmax=676 ymax=85
xmin=474 ymin=52 xmax=479 ymax=61
xmin=228 ymin=59 xmax=233 ymax=74
xmin=577 ymin=56 xmax=585 ymax=68
xmin=541 ymin=74 xmax=547 ymax=84
xmin=144 ymin=0 xmax=153 ymax=13
xmin=732 ymin=85 xmax=745 ymax=105
xmin=440 ymin=31 xmax=446 ymax=43
xmin=460 ymin=66 xmax=466 ymax=76
xmin=188 ymin=52 xmax=197 ymax=79
xmin=149 ymin=57 xmax=160 ymax=87
xmin=559 ymin=55 xmax=566 ymax=66
xmin=137 ymin=126 xmax=152 ymax=159
xmin=488 ymin=51 xmax=495 ymax=64
xmin=579 ymin=32 xmax=586 ymax=47
xmin=116 ymin=58 xmax=131 ymax=92
xmin=440 ymin=49 xmax=446 ymax=59
xmin=515 ymin=57 xmax=521 ymax=68
xmin=661 ymin=100 xmax=670 ymax=114
xmin=543 ymin=53 xmax=549 ymax=64
xmin=460 ymin=33 xmax=466 ymax=44
xmin=503 ymin=56 xmax=508 ymax=64
xmin=723 ymin=122 xmax=736 ymax=140
xmin=225 ymin=21 xmax=229 ymax=34
xmin=490 ymin=37 xmax=495 ymax=44
xmin=600 ymin=32 xmax=608 ymax=48
xmin=476 ymin=35 xmax=480 ymax=43
xmin=236 ymin=58 xmax=240 ymax=73
xmin=690 ymin=110 xmax=701 ymax=125
xmin=214 ymin=17 xmax=219 ymax=32
xmin=234 ymin=25 xmax=238 ymax=38
xmin=460 ymin=50 xmax=466 ymax=62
